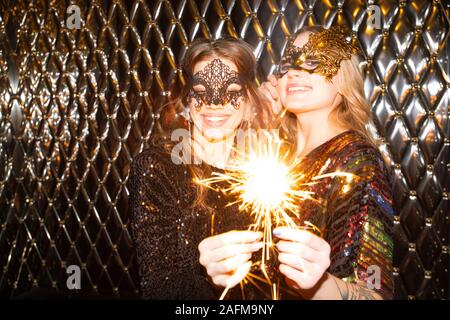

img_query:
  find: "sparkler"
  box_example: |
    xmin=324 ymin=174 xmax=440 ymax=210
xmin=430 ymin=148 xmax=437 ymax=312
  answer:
xmin=195 ymin=131 xmax=355 ymax=299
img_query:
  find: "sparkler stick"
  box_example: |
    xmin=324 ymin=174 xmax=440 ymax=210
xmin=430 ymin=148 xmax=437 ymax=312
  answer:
xmin=196 ymin=131 xmax=355 ymax=300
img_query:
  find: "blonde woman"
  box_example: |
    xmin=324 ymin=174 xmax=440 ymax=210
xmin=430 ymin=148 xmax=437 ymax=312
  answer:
xmin=257 ymin=26 xmax=395 ymax=299
xmin=199 ymin=26 xmax=394 ymax=300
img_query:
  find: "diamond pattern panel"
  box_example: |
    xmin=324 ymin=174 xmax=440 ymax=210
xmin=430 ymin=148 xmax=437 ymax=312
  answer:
xmin=0 ymin=0 xmax=449 ymax=299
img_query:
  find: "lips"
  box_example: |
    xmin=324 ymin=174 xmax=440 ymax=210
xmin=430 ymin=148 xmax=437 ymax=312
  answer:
xmin=201 ymin=113 xmax=232 ymax=127
xmin=286 ymin=83 xmax=312 ymax=95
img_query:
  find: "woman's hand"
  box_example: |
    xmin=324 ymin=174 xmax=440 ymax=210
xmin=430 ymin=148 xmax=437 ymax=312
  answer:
xmin=198 ymin=230 xmax=263 ymax=288
xmin=273 ymin=227 xmax=331 ymax=291
xmin=259 ymin=75 xmax=282 ymax=114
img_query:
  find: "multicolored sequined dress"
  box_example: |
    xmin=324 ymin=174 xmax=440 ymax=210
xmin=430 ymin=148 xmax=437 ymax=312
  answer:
xmin=129 ymin=130 xmax=394 ymax=300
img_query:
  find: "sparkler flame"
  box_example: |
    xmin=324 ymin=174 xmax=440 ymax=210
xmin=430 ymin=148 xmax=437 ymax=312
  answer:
xmin=195 ymin=132 xmax=355 ymax=300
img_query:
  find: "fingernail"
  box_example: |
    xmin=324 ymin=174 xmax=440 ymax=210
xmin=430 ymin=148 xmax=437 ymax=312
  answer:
xmin=251 ymin=232 xmax=261 ymax=240
xmin=254 ymin=242 xmax=264 ymax=248
xmin=273 ymin=229 xmax=282 ymax=236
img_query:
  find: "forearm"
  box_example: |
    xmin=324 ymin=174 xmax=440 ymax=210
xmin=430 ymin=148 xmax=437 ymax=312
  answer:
xmin=296 ymin=272 xmax=383 ymax=300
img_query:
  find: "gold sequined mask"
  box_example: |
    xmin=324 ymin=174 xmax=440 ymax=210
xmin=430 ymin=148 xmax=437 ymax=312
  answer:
xmin=278 ymin=27 xmax=360 ymax=82
xmin=188 ymin=59 xmax=245 ymax=111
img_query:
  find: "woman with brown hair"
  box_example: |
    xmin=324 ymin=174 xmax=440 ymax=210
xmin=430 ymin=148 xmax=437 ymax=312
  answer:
xmin=252 ymin=25 xmax=394 ymax=299
xmin=129 ymin=37 xmax=274 ymax=299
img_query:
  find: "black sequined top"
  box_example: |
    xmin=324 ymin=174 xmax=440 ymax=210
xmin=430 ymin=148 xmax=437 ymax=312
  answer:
xmin=129 ymin=130 xmax=394 ymax=300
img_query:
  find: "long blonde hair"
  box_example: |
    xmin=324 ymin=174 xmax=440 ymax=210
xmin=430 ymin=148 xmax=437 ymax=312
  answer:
xmin=280 ymin=26 xmax=375 ymax=146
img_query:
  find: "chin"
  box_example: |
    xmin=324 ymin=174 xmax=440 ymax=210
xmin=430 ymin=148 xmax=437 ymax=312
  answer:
xmin=285 ymin=103 xmax=312 ymax=114
xmin=202 ymin=128 xmax=228 ymax=141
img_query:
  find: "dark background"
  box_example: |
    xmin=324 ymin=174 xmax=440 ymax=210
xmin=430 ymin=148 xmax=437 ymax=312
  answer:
xmin=0 ymin=0 xmax=449 ymax=299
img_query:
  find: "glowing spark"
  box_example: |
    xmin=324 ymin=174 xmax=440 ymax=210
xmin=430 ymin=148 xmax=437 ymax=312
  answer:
xmin=195 ymin=133 xmax=311 ymax=299
xmin=196 ymin=132 xmax=357 ymax=299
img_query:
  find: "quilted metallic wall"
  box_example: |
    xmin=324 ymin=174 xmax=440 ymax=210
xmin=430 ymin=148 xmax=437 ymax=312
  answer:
xmin=0 ymin=0 xmax=449 ymax=300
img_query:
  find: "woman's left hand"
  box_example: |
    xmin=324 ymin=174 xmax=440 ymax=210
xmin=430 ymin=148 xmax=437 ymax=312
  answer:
xmin=273 ymin=227 xmax=331 ymax=291
xmin=259 ymin=75 xmax=282 ymax=114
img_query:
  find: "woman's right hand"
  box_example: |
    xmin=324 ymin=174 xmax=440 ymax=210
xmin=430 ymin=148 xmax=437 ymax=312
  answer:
xmin=198 ymin=230 xmax=263 ymax=288
xmin=259 ymin=75 xmax=282 ymax=114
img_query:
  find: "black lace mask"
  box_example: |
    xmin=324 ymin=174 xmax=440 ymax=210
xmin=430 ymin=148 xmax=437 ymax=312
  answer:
xmin=188 ymin=59 xmax=245 ymax=111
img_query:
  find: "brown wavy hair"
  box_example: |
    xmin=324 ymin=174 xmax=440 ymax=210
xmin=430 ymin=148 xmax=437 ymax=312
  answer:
xmin=152 ymin=37 xmax=276 ymax=209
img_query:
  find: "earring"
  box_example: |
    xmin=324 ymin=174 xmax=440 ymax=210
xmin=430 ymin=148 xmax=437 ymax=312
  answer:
xmin=184 ymin=107 xmax=193 ymax=138
xmin=179 ymin=105 xmax=193 ymax=138
xmin=181 ymin=105 xmax=191 ymax=121
xmin=194 ymin=101 xmax=203 ymax=112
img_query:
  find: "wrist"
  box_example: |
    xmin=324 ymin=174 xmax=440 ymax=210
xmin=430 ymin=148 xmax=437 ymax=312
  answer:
xmin=294 ymin=272 xmax=331 ymax=300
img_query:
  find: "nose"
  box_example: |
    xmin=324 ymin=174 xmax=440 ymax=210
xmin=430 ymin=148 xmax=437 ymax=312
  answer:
xmin=205 ymin=102 xmax=224 ymax=110
xmin=287 ymin=68 xmax=308 ymax=79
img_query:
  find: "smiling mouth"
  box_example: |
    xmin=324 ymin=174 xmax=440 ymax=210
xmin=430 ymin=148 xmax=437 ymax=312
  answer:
xmin=287 ymin=85 xmax=312 ymax=94
xmin=201 ymin=114 xmax=231 ymax=127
